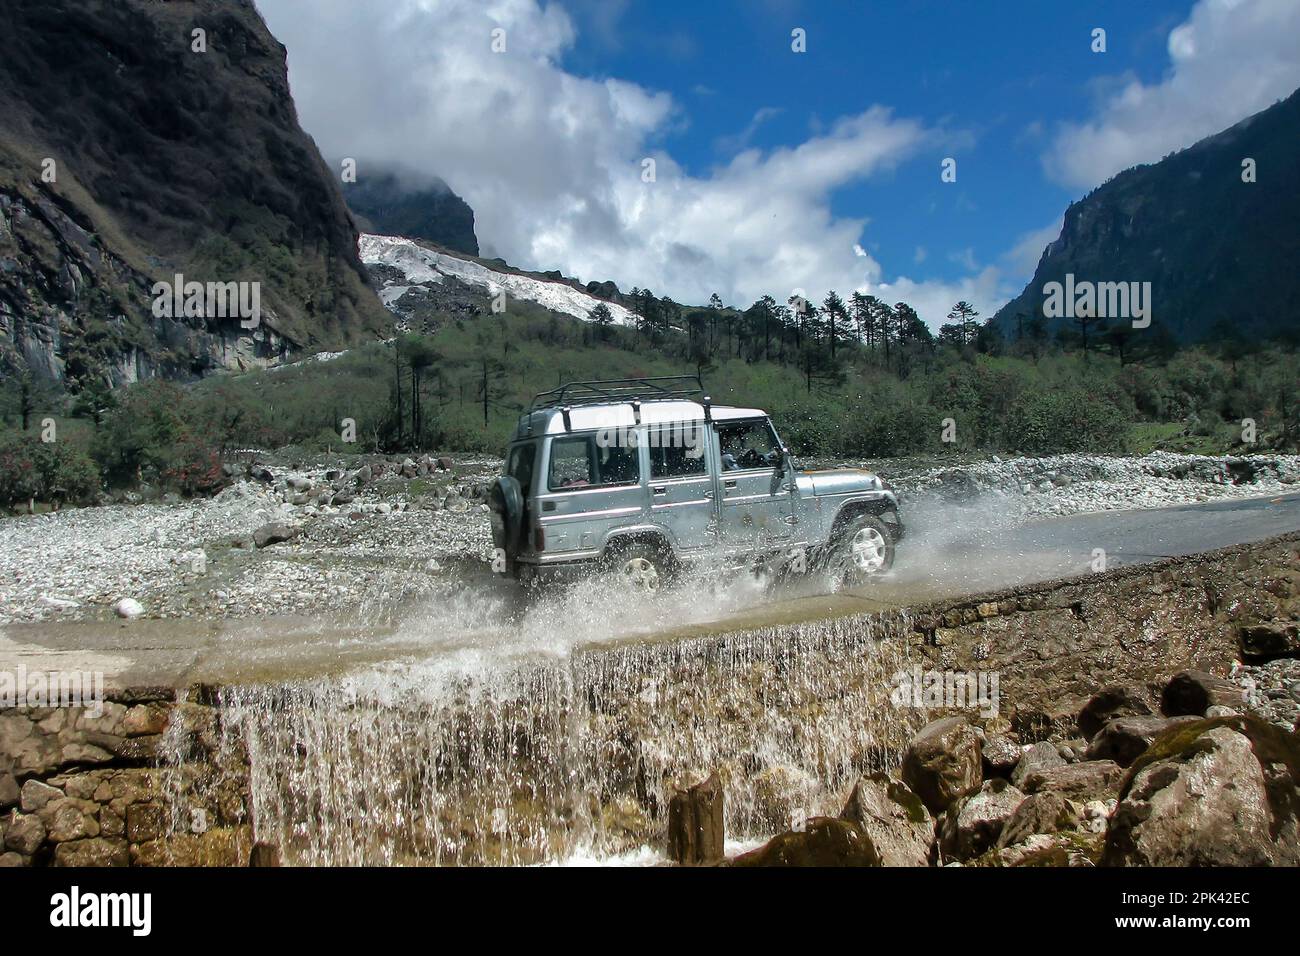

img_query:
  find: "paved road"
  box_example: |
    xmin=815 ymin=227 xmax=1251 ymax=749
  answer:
xmin=651 ymin=491 xmax=1300 ymax=638
xmin=864 ymin=490 xmax=1300 ymax=602
xmin=3 ymin=492 xmax=1299 ymax=687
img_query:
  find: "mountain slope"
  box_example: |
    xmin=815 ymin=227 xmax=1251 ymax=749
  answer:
xmin=343 ymin=171 xmax=479 ymax=257
xmin=995 ymin=88 xmax=1300 ymax=344
xmin=361 ymin=234 xmax=638 ymax=328
xmin=0 ymin=0 xmax=389 ymax=386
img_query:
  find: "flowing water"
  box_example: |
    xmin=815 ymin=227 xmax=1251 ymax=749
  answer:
xmin=197 ymin=571 xmax=924 ymax=865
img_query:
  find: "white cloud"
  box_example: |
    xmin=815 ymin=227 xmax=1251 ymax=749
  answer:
xmin=714 ymin=106 xmax=783 ymax=153
xmin=1045 ymin=0 xmax=1300 ymax=189
xmin=256 ymin=0 xmax=980 ymax=326
xmin=948 ymin=248 xmax=979 ymax=272
xmin=867 ymin=268 xmax=1007 ymax=328
xmin=1003 ymin=217 xmax=1063 ymax=277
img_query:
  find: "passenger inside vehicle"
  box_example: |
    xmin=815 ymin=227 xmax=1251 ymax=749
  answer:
xmin=716 ymin=420 xmax=781 ymax=471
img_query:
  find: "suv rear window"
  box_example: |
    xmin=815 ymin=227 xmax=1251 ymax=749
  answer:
xmin=506 ymin=442 xmax=536 ymax=492
xmin=548 ymin=436 xmax=640 ymax=490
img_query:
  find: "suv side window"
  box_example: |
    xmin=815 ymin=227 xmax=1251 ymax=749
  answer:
xmin=716 ymin=419 xmax=781 ymax=471
xmin=548 ymin=435 xmax=641 ymax=490
xmin=648 ymin=422 xmax=707 ymax=478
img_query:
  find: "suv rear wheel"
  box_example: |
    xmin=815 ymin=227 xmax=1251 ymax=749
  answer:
xmin=607 ymin=541 xmax=673 ymax=593
xmin=830 ymin=514 xmax=895 ymax=584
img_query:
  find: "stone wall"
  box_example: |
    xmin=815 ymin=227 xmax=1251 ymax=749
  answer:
xmin=903 ymin=532 xmax=1299 ymax=737
xmin=3 ymin=532 xmax=1296 ymax=866
xmin=1 ymin=690 xmax=253 ymax=867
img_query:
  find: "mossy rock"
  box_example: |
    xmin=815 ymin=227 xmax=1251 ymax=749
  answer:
xmin=731 ymin=817 xmax=883 ymax=867
xmin=970 ymin=830 xmax=1103 ymax=867
xmin=1119 ymin=713 xmax=1300 ymax=800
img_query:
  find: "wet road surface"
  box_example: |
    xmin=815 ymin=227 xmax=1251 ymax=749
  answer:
xmin=4 ymin=492 xmax=1298 ymax=688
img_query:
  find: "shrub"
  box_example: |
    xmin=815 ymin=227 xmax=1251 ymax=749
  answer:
xmin=0 ymin=433 xmax=100 ymax=510
xmin=1004 ymin=388 xmax=1131 ymax=454
xmin=91 ymin=380 xmax=222 ymax=494
xmin=838 ymin=402 xmax=941 ymax=457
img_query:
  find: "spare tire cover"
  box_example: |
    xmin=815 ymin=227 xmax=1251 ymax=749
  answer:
xmin=488 ymin=475 xmax=524 ymax=555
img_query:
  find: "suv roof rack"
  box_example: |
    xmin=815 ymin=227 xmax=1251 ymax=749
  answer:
xmin=527 ymin=375 xmax=710 ymax=433
xmin=529 ymin=375 xmax=705 ymax=412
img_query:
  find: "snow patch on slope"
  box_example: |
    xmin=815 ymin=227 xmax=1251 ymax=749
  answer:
xmin=360 ymin=234 xmax=636 ymax=326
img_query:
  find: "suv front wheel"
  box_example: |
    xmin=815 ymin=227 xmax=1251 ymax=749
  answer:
xmin=829 ymin=514 xmax=895 ymax=584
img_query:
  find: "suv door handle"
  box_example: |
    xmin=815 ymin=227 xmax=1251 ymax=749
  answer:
xmin=651 ymin=485 xmax=667 ymax=496
xmin=723 ymin=479 xmax=738 ymax=489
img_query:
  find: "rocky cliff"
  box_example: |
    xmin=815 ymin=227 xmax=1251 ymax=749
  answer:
xmin=994 ymin=87 xmax=1300 ymax=345
xmin=0 ymin=0 xmax=390 ymax=387
xmin=342 ymin=170 xmax=479 ymax=258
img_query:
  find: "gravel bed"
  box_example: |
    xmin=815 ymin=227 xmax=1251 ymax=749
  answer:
xmin=1 ymin=451 xmax=1297 ymax=624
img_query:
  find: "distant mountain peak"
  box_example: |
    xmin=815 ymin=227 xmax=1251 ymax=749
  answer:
xmin=342 ymin=169 xmax=479 ymax=257
xmin=994 ymin=87 xmax=1300 ymax=344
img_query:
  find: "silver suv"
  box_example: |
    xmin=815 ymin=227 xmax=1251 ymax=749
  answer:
xmin=488 ymin=377 xmax=903 ymax=590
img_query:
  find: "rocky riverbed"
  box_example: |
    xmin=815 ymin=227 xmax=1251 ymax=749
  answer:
xmin=1 ymin=451 xmax=1298 ymax=625
xmin=729 ymin=683 xmax=1300 ymax=868
xmin=855 ymin=450 xmax=1300 ymax=518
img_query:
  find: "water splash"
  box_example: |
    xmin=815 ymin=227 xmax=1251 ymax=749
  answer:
xmin=217 ymin=607 xmax=922 ymax=866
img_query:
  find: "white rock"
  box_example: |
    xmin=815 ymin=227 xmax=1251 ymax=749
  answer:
xmin=113 ymin=598 xmax=145 ymax=619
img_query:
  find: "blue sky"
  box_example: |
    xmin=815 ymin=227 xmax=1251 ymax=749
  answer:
xmin=258 ymin=0 xmax=1300 ymax=325
xmin=562 ymin=0 xmax=1194 ymax=289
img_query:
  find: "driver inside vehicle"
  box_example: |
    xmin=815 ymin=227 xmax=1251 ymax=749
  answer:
xmin=716 ymin=420 xmax=781 ymax=471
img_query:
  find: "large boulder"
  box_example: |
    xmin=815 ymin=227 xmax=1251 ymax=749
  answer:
xmin=1161 ymin=670 xmax=1245 ymax=717
xmin=731 ymin=817 xmax=881 ymax=867
xmin=1010 ymin=741 xmax=1065 ymax=788
xmin=1102 ymin=724 xmax=1276 ymax=866
xmin=4 ymin=813 xmax=45 ymax=855
xmin=1238 ymin=620 xmax=1300 ymax=657
xmin=1085 ymin=715 xmax=1198 ymax=767
xmin=253 ymin=522 xmax=299 ymax=549
xmin=113 ymin=598 xmax=145 ymax=619
xmin=995 ymin=792 xmax=1080 ymax=850
xmin=938 ymin=779 xmax=1025 ymax=862
xmin=1019 ymin=761 xmax=1124 ymax=802
xmin=981 ymin=735 xmax=1022 ymax=777
xmin=52 ymin=838 xmax=129 ymax=867
xmin=900 ymin=717 xmax=982 ymax=814
xmin=839 ymin=773 xmax=933 ymax=867
xmin=976 ymin=831 xmax=1104 ymax=867
xmin=1078 ymin=684 xmax=1155 ymax=740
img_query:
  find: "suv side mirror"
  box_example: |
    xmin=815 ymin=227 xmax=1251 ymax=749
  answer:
xmin=775 ymin=446 xmax=792 ymax=478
